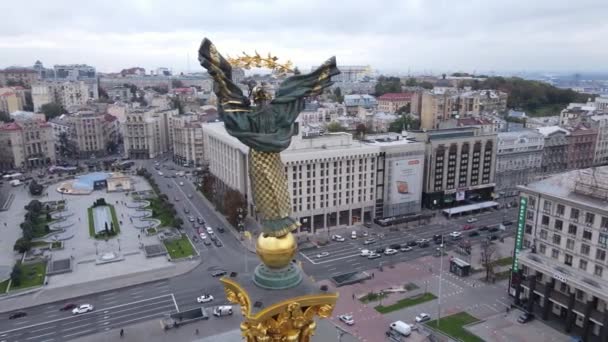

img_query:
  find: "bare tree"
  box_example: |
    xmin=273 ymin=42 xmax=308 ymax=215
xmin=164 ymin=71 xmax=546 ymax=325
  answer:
xmin=480 ymin=241 xmax=500 ymax=282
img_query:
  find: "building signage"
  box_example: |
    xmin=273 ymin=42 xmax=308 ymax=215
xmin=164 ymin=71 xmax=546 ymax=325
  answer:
xmin=512 ymin=196 xmax=528 ymax=272
xmin=388 ymin=157 xmax=423 ymax=204
xmin=553 ymin=273 xmax=567 ymax=283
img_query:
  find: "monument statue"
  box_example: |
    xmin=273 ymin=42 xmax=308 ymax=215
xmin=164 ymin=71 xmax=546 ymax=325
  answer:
xmin=198 ymin=38 xmax=340 ymax=341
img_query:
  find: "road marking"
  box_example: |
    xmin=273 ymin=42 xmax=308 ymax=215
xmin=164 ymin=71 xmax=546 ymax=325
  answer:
xmin=171 ymin=293 xmax=179 ymax=312
xmin=13 ymin=320 xmax=30 ymax=325
xmin=63 ymin=328 xmax=95 ymax=338
xmin=61 ymin=323 xmax=92 ymax=332
xmin=119 ymin=311 xmax=170 ymax=326
xmin=99 ymin=304 xmax=172 ymax=323
xmin=0 ymin=294 xmax=174 ymax=336
xmin=40 ymin=339 xmax=54 ymax=342
xmin=29 ymin=326 xmax=54 ymax=333
xmin=26 ymin=332 xmax=54 ymax=340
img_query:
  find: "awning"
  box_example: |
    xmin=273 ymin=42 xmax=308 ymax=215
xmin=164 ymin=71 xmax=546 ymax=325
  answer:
xmin=442 ymin=201 xmax=499 ymax=215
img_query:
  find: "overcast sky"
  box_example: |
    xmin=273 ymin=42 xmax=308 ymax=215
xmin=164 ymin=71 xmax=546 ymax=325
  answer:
xmin=1 ymin=0 xmax=606 ymax=74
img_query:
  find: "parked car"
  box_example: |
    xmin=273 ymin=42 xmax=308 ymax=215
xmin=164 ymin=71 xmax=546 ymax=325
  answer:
xmin=211 ymin=270 xmax=227 ymax=277
xmin=72 ymin=304 xmax=94 ymax=315
xmin=213 ymin=305 xmax=233 ymax=317
xmin=199 ymin=232 xmax=207 ymax=240
xmin=217 ymin=226 xmax=225 ymax=233
xmin=363 ymin=238 xmax=376 ymax=245
xmin=197 ymin=294 xmax=214 ymax=303
xmin=332 ymin=235 xmax=345 ymax=242
xmin=351 ymin=231 xmax=357 ymax=239
xmin=416 ymin=238 xmax=430 ymax=244
xmin=209 ymin=234 xmax=217 ymax=242
xmin=389 ymin=244 xmax=401 ymax=250
xmin=203 ymin=239 xmax=211 ymax=246
xmin=362 ymin=231 xmax=369 ymax=237
xmin=407 ymin=240 xmax=418 ymax=247
xmin=206 ymin=226 xmax=214 ymax=235
xmin=214 ymin=239 xmax=223 ymax=247
xmin=188 ymin=216 xmax=195 ymax=222
xmin=517 ymin=312 xmax=535 ymax=323
xmin=8 ymin=312 xmax=27 ymax=319
xmin=197 ymin=217 xmax=205 ymax=224
xmin=179 ymin=182 xmax=184 ymax=186
xmin=468 ymin=231 xmax=480 ymax=237
xmin=415 ymin=313 xmax=431 ymax=323
xmin=433 ymin=234 xmax=442 ymax=241
xmin=192 ymin=235 xmax=198 ymax=242
xmin=375 ymin=247 xmax=386 ymax=254
xmin=466 ymin=217 xmax=478 ymax=223
xmin=316 ymin=252 xmax=330 ymax=258
xmin=59 ymin=303 xmax=77 ymax=311
xmin=368 ymin=253 xmax=381 ymax=260
xmin=338 ymin=314 xmax=355 ymax=325
xmin=503 ymin=220 xmax=514 ymax=226
xmin=384 ymin=248 xmax=398 ymax=255
xmin=400 ymin=246 xmax=413 ymax=252
xmin=174 ymin=197 xmax=180 ymax=202
xmin=419 ymin=241 xmax=430 ymax=248
xmin=360 ymin=249 xmax=371 ymax=257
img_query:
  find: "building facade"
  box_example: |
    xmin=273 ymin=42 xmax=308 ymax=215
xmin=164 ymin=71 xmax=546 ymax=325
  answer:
xmin=123 ymin=107 xmax=178 ymax=159
xmin=566 ymin=125 xmax=598 ymax=170
xmin=0 ymin=117 xmax=55 ymax=170
xmin=0 ymin=68 xmax=39 ymax=87
xmin=172 ymin=114 xmax=205 ymax=166
xmin=32 ymin=80 xmax=92 ymax=112
xmin=512 ymin=166 xmax=608 ymax=340
xmin=495 ymin=130 xmax=545 ymax=198
xmin=409 ymin=128 xmax=497 ymax=209
xmin=66 ymin=110 xmax=119 ymax=158
xmin=0 ymin=87 xmax=25 ymax=113
xmin=344 ymin=94 xmax=377 ymax=115
xmin=537 ymin=126 xmax=570 ymax=174
xmin=589 ymin=115 xmax=608 ymax=166
xmin=377 ymin=93 xmax=418 ymax=114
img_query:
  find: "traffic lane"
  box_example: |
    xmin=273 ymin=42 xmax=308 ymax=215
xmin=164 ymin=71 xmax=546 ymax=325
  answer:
xmin=0 ymin=294 xmax=177 ymax=342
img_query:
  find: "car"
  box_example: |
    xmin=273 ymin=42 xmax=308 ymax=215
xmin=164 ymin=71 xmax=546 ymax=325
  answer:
xmin=351 ymin=231 xmax=357 ymax=239
xmin=206 ymin=226 xmax=214 ymax=235
xmin=362 ymin=231 xmax=369 ymax=237
xmin=203 ymin=239 xmax=211 ymax=246
xmin=363 ymin=238 xmax=376 ymax=245
xmin=407 ymin=240 xmax=418 ymax=247
xmin=213 ymin=305 xmax=233 ymax=317
xmin=211 ymin=270 xmax=227 ymax=277
xmin=199 ymin=232 xmax=207 ymax=239
xmin=188 ymin=216 xmax=195 ymax=222
xmin=503 ymin=220 xmax=514 ymax=226
xmin=415 ymin=313 xmax=431 ymax=323
xmin=489 ymin=234 xmax=499 ymax=241
xmin=368 ymin=253 xmax=381 ymax=259
xmin=209 ymin=234 xmax=217 ymax=242
xmin=400 ymin=246 xmax=413 ymax=252
xmin=384 ymin=248 xmax=398 ymax=255
xmin=338 ymin=314 xmax=355 ymax=325
xmin=419 ymin=241 xmax=430 ymax=248
xmin=59 ymin=303 xmax=77 ymax=311
xmin=360 ymin=249 xmax=371 ymax=257
xmin=479 ymin=225 xmax=490 ymax=231
xmin=466 ymin=217 xmax=478 ymax=223
xmin=217 ymin=226 xmax=225 ymax=233
xmin=192 ymin=235 xmax=199 ymax=243
xmin=375 ymin=247 xmax=386 ymax=254
xmin=183 ymin=208 xmax=190 ymax=214
xmin=462 ymin=224 xmax=474 ymax=231
xmin=331 ymin=234 xmax=345 ymax=242
xmin=316 ymin=252 xmax=330 ymax=258
xmin=188 ymin=194 xmax=193 ymax=198
xmin=8 ymin=311 xmax=27 ymax=319
xmin=179 ymin=182 xmax=184 ymax=186
xmin=197 ymin=294 xmax=214 ymax=303
xmin=517 ymin=312 xmax=535 ymax=323
xmin=72 ymin=304 xmax=94 ymax=315
xmin=489 ymin=226 xmax=500 ymax=232
xmin=433 ymin=234 xmax=442 ymax=241
xmin=214 ymin=239 xmax=223 ymax=247
xmin=174 ymin=197 xmax=180 ymax=202
xmin=434 ymin=237 xmax=443 ymax=245
xmin=389 ymin=244 xmax=401 ymax=250
xmin=449 ymin=231 xmax=463 ymax=239
xmin=197 ymin=217 xmax=205 ymax=224
xmin=468 ymin=231 xmax=480 ymax=237
xmin=416 ymin=238 xmax=429 ymax=244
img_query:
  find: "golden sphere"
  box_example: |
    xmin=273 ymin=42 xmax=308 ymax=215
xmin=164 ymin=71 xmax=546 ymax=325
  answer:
xmin=256 ymin=233 xmax=297 ymax=269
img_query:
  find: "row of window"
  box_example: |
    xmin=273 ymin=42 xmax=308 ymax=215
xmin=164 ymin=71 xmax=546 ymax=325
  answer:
xmin=530 ymin=197 xmax=608 ymax=229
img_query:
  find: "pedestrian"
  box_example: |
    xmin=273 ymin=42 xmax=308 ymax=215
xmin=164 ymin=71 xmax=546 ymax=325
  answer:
xmin=352 ymin=293 xmax=355 ymax=300
xmin=120 ymin=329 xmax=124 ymax=338
xmin=372 ymin=272 xmax=375 ymax=279
xmin=195 ymin=328 xmax=199 ymax=335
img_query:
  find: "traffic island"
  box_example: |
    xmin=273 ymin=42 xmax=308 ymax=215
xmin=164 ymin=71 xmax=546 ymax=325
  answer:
xmin=162 ymin=234 xmax=195 ymax=260
xmin=425 ymin=312 xmax=484 ymax=342
xmin=375 ymin=292 xmax=437 ymax=313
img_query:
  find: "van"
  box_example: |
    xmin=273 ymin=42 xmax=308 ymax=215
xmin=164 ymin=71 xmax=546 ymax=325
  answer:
xmin=351 ymin=231 xmax=357 ymax=239
xmin=213 ymin=305 xmax=233 ymax=317
xmin=389 ymin=320 xmax=412 ymax=336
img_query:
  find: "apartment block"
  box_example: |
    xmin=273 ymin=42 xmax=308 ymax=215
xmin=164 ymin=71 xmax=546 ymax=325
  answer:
xmin=0 ymin=87 xmax=26 ymax=113
xmin=172 ymin=113 xmax=206 ymax=166
xmin=589 ymin=115 xmax=608 ymax=166
xmin=0 ymin=68 xmax=39 ymax=87
xmin=32 ymin=80 xmax=92 ymax=111
xmin=495 ymin=130 xmax=544 ymax=197
xmin=123 ymin=107 xmax=178 ymax=159
xmin=537 ymin=126 xmax=570 ymax=174
xmin=0 ymin=117 xmax=55 ymax=170
xmin=377 ymin=92 xmax=418 ymax=114
xmin=66 ymin=110 xmax=119 ymax=158
xmin=566 ymin=125 xmax=598 ymax=170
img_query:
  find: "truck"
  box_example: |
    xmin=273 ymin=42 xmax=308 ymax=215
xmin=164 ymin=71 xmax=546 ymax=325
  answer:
xmin=389 ymin=320 xmax=412 ymax=337
xmin=160 ymin=307 xmax=209 ymax=330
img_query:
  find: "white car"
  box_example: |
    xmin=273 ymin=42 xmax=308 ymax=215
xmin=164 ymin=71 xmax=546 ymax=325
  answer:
xmin=316 ymin=252 xmax=330 ymax=258
xmin=466 ymin=217 xmax=478 ymax=223
xmin=199 ymin=232 xmax=207 ymax=240
xmin=206 ymin=226 xmax=214 ymax=235
xmin=338 ymin=314 xmax=355 ymax=325
xmin=400 ymin=246 xmax=413 ymax=252
xmin=331 ymin=235 xmax=345 ymax=242
xmin=384 ymin=248 xmax=398 ymax=255
xmin=197 ymin=294 xmax=214 ymax=303
xmin=449 ymin=231 xmax=462 ymax=239
xmin=179 ymin=182 xmax=184 ymax=186
xmin=415 ymin=313 xmax=431 ymax=323
xmin=360 ymin=249 xmax=371 ymax=257
xmin=72 ymin=304 xmax=94 ymax=315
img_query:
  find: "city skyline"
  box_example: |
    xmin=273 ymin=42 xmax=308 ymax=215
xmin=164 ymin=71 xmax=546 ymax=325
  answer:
xmin=1 ymin=0 xmax=607 ymax=74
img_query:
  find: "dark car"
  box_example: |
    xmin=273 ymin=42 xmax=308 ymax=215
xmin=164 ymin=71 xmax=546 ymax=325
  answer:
xmin=517 ymin=312 xmax=535 ymax=323
xmin=9 ymin=312 xmax=27 ymax=319
xmin=489 ymin=226 xmax=500 ymax=233
xmin=60 ymin=303 xmax=77 ymax=311
xmin=468 ymin=231 xmax=480 ymax=237
xmin=489 ymin=234 xmax=499 ymax=241
xmin=217 ymin=226 xmax=225 ymax=233
xmin=433 ymin=234 xmax=442 ymax=241
xmin=211 ymin=270 xmax=227 ymax=277
xmin=214 ymin=239 xmax=223 ymax=247
xmin=389 ymin=244 xmax=401 ymax=250
xmin=503 ymin=220 xmax=514 ymax=226
xmin=479 ymin=225 xmax=490 ymax=231
xmin=407 ymin=240 xmax=418 ymax=247
xmin=375 ymin=247 xmax=386 ymax=254
xmin=419 ymin=241 xmax=430 ymax=248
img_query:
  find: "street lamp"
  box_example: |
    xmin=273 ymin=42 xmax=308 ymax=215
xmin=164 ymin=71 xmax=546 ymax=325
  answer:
xmin=437 ymin=235 xmax=445 ymax=328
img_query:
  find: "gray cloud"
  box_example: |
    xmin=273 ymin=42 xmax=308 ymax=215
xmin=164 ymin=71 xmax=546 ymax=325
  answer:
xmin=0 ymin=0 xmax=606 ymax=73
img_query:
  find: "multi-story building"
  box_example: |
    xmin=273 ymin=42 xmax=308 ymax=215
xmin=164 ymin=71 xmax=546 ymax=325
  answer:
xmin=408 ymin=127 xmax=497 ymax=209
xmin=495 ymin=130 xmax=544 ymax=197
xmin=123 ymin=107 xmax=178 ymax=159
xmin=566 ymin=125 xmax=598 ymax=170
xmin=0 ymin=87 xmax=25 ymax=113
xmin=0 ymin=117 xmax=55 ymax=170
xmin=105 ymin=86 xmax=132 ymax=102
xmin=0 ymin=68 xmax=39 ymax=87
xmin=537 ymin=126 xmax=570 ymax=174
xmin=478 ymin=89 xmax=508 ymax=113
xmin=66 ymin=110 xmax=119 ymax=158
xmin=312 ymin=65 xmax=372 ymax=82
xmin=48 ymin=115 xmax=73 ymax=157
xmin=203 ymin=123 xmax=426 ymax=234
xmin=297 ymin=102 xmax=345 ymax=127
xmin=344 ymin=94 xmax=377 ymax=115
xmin=99 ymin=74 xmax=212 ymax=92
xmin=53 ymin=64 xmax=98 ymax=100
xmin=377 ymin=93 xmax=418 ymax=114
xmin=172 ymin=113 xmax=205 ymax=166
xmin=511 ymin=166 xmax=608 ymax=340
xmin=32 ymin=80 xmax=91 ymax=112
xmin=589 ymin=115 xmax=608 ymax=166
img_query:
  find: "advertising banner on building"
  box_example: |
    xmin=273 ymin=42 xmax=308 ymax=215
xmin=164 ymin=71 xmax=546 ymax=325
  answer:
xmin=456 ymin=190 xmax=466 ymax=201
xmin=389 ymin=157 xmax=423 ymax=203
xmin=512 ymin=196 xmax=528 ymax=272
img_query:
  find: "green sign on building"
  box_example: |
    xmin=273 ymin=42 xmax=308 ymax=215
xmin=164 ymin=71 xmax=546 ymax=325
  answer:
xmin=512 ymin=196 xmax=528 ymax=272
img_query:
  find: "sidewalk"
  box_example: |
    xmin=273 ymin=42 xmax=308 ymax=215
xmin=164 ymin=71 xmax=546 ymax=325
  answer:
xmin=0 ymin=258 xmax=200 ymax=313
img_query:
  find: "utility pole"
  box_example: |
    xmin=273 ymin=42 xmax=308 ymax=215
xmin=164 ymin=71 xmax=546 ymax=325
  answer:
xmin=438 ymin=234 xmax=444 ymax=328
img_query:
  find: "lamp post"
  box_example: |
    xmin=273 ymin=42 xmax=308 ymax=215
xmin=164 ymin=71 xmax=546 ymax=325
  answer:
xmin=437 ymin=235 xmax=445 ymax=328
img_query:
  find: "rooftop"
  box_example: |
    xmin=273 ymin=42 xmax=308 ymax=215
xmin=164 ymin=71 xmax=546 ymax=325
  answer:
xmin=535 ymin=125 xmax=570 ymax=137
xmin=377 ymin=92 xmax=413 ymax=101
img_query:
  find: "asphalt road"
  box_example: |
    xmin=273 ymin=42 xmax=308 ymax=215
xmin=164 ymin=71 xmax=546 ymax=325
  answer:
xmin=300 ymin=207 xmax=518 ymax=279
xmin=0 ymin=158 xmax=518 ymax=341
